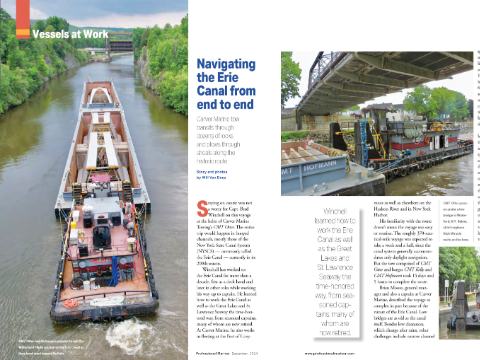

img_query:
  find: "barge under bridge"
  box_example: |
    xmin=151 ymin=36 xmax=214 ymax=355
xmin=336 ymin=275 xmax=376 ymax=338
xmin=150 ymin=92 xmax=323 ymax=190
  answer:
xmin=296 ymin=52 xmax=473 ymax=120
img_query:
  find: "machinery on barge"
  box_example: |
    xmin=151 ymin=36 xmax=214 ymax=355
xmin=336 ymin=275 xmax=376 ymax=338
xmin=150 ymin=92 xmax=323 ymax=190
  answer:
xmin=51 ymin=80 xmax=158 ymax=323
xmin=54 ymin=80 xmax=151 ymax=218
xmin=329 ymin=107 xmax=473 ymax=183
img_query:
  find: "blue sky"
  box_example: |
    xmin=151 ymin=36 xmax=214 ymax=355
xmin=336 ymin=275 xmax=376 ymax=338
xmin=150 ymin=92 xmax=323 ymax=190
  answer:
xmin=3 ymin=0 xmax=188 ymax=27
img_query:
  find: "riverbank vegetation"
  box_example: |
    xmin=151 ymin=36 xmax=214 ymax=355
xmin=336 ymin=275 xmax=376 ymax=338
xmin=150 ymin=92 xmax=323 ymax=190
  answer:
xmin=0 ymin=9 xmax=91 ymax=115
xmin=404 ymin=86 xmax=471 ymax=121
xmin=132 ymin=15 xmax=188 ymax=116
xmin=281 ymin=131 xmax=329 ymax=143
xmin=439 ymin=247 xmax=480 ymax=296
xmin=281 ymin=52 xmax=301 ymax=108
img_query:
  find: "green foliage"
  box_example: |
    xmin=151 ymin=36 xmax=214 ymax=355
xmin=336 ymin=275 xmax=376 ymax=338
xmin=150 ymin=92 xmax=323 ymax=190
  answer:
xmin=46 ymin=16 xmax=69 ymax=32
xmin=0 ymin=8 xmax=90 ymax=115
xmin=342 ymin=105 xmax=360 ymax=113
xmin=281 ymin=131 xmax=311 ymax=142
xmin=45 ymin=24 xmax=55 ymax=33
xmin=158 ymin=66 xmax=188 ymax=116
xmin=180 ymin=14 xmax=188 ymax=37
xmin=34 ymin=20 xmax=46 ymax=32
xmin=148 ymin=34 xmax=187 ymax=75
xmin=403 ymin=86 xmax=437 ymax=119
xmin=133 ymin=15 xmax=188 ymax=115
xmin=449 ymin=91 xmax=470 ymax=121
xmin=281 ymin=52 xmax=301 ymax=108
xmin=0 ymin=7 xmax=12 ymax=22
xmin=439 ymin=247 xmax=480 ymax=295
xmin=132 ymin=27 xmax=145 ymax=60
xmin=404 ymin=85 xmax=470 ymax=121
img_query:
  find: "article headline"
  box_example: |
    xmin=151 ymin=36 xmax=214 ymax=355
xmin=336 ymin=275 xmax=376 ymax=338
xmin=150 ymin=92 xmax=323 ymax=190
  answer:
xmin=196 ymin=58 xmax=256 ymax=110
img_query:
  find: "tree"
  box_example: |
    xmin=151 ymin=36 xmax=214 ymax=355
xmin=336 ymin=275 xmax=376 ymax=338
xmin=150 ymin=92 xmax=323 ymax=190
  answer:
xmin=45 ymin=24 xmax=55 ymax=33
xmin=431 ymin=87 xmax=455 ymax=120
xmin=46 ymin=16 xmax=69 ymax=32
xmin=281 ymin=51 xmax=301 ymax=108
xmin=449 ymin=91 xmax=469 ymax=121
xmin=34 ymin=20 xmax=46 ymax=32
xmin=1 ymin=7 xmax=12 ymax=22
xmin=180 ymin=14 xmax=188 ymax=38
xmin=403 ymin=86 xmax=437 ymax=120
xmin=140 ymin=27 xmax=151 ymax=48
xmin=341 ymin=105 xmax=360 ymax=113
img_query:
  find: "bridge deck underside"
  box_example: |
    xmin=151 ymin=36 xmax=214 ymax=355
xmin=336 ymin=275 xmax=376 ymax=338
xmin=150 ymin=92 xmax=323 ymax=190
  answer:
xmin=297 ymin=52 xmax=473 ymax=116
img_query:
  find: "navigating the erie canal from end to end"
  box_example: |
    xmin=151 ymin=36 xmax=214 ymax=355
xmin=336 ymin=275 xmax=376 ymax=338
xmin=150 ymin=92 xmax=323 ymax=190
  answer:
xmin=0 ymin=56 xmax=187 ymax=359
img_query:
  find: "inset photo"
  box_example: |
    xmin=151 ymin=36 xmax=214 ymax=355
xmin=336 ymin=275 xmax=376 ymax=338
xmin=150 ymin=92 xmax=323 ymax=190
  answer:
xmin=281 ymin=52 xmax=473 ymax=196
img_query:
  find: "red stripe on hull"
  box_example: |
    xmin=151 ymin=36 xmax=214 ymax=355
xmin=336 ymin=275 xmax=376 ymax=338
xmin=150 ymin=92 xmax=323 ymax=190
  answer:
xmin=391 ymin=137 xmax=457 ymax=150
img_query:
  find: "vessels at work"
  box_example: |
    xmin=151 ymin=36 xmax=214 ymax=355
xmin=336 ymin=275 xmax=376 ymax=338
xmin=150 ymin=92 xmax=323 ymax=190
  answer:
xmin=281 ymin=108 xmax=473 ymax=196
xmin=50 ymin=80 xmax=158 ymax=323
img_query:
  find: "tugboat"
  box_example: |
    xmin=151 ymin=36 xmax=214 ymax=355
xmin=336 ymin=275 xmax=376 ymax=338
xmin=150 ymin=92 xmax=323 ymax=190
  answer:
xmin=281 ymin=107 xmax=472 ymax=196
xmin=50 ymin=80 xmax=158 ymax=323
xmin=329 ymin=107 xmax=473 ymax=183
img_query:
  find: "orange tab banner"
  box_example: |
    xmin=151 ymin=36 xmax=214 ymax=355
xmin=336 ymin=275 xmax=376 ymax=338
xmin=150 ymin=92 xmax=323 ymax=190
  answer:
xmin=16 ymin=0 xmax=30 ymax=39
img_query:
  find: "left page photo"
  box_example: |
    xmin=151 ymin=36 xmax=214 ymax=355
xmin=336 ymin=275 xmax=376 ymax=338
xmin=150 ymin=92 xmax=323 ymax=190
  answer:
xmin=0 ymin=0 xmax=188 ymax=358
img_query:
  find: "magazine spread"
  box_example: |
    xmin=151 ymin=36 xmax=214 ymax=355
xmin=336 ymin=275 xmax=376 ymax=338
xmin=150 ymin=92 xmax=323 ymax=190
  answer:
xmin=0 ymin=0 xmax=478 ymax=359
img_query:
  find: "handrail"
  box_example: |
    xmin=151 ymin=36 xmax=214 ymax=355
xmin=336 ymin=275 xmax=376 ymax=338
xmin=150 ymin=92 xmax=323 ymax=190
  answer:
xmin=58 ymin=290 xmax=150 ymax=302
xmin=367 ymin=116 xmax=387 ymax=159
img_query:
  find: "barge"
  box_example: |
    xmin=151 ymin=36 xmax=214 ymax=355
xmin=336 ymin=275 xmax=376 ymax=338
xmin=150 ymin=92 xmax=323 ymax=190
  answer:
xmin=54 ymin=80 xmax=151 ymax=217
xmin=51 ymin=80 xmax=158 ymax=323
xmin=281 ymin=108 xmax=472 ymax=196
xmin=281 ymin=141 xmax=385 ymax=196
xmin=331 ymin=107 xmax=473 ymax=183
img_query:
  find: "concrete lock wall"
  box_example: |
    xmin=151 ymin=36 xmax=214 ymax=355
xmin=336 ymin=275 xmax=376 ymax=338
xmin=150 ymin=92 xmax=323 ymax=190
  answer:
xmin=282 ymin=116 xmax=297 ymax=131
xmin=301 ymin=114 xmax=340 ymax=130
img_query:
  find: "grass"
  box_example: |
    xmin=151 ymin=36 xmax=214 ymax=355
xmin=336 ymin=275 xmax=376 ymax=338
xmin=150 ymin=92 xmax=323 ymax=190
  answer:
xmin=281 ymin=131 xmax=312 ymax=142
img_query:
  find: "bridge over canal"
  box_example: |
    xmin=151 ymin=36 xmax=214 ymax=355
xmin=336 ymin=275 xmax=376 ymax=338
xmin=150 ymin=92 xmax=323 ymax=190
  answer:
xmin=296 ymin=52 xmax=473 ymax=118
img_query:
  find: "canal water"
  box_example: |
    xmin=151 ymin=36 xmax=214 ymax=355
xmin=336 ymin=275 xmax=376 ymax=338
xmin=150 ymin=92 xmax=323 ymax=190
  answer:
xmin=0 ymin=56 xmax=188 ymax=359
xmin=439 ymin=307 xmax=480 ymax=339
xmin=385 ymin=126 xmax=474 ymax=196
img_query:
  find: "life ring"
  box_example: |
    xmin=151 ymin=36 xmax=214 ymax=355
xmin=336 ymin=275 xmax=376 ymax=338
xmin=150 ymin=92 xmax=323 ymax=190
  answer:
xmin=63 ymin=298 xmax=79 ymax=309
xmin=425 ymin=136 xmax=430 ymax=145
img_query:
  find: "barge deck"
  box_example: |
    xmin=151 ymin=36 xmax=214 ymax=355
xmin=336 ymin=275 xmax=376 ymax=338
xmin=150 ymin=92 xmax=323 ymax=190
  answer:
xmin=54 ymin=80 xmax=151 ymax=217
xmin=51 ymin=80 xmax=158 ymax=323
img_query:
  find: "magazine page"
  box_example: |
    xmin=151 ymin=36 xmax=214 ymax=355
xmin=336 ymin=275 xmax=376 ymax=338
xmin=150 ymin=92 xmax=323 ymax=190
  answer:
xmin=0 ymin=0 xmax=478 ymax=359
